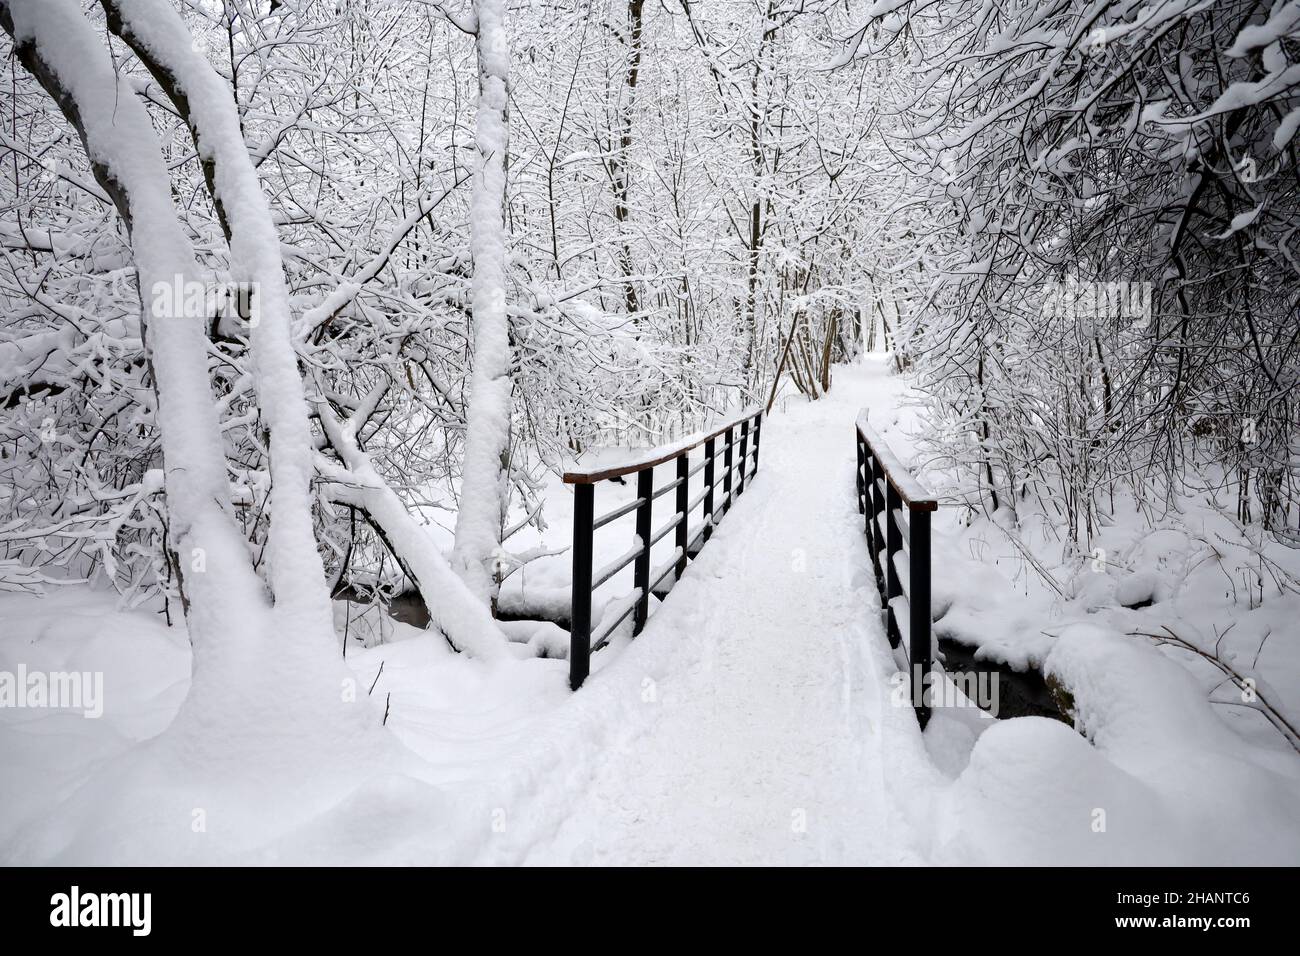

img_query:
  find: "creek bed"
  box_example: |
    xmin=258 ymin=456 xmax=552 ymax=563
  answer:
xmin=937 ymin=636 xmax=1070 ymax=723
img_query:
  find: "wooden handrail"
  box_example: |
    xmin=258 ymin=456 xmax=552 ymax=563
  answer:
xmin=855 ymin=413 xmax=937 ymax=511
xmin=855 ymin=411 xmax=934 ymax=728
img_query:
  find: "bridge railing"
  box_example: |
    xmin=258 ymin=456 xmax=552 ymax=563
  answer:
xmin=855 ymin=411 xmax=937 ymax=728
xmin=564 ymin=408 xmax=764 ymax=689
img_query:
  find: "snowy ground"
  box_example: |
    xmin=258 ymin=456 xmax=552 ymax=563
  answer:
xmin=2 ymin=356 xmax=1298 ymax=864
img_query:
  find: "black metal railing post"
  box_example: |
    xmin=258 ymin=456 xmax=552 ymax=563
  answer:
xmin=856 ymin=434 xmax=865 ymax=514
xmin=723 ymin=426 xmax=734 ymax=513
xmin=633 ymin=467 xmax=653 ymax=634
xmin=738 ymin=419 xmax=749 ymax=495
xmin=910 ymin=507 xmax=932 ymax=728
xmin=569 ymin=483 xmax=594 ymax=690
xmin=703 ymin=438 xmax=716 ymax=542
xmin=869 ymin=453 xmax=885 ymax=584
xmin=752 ymin=413 xmax=762 ymax=473
xmin=675 ymin=453 xmax=689 ymax=578
xmin=885 ymin=482 xmax=902 ymax=649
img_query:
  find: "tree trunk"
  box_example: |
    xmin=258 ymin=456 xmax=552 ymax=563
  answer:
xmin=317 ymin=397 xmax=509 ymax=661
xmin=101 ymin=0 xmax=335 ymax=642
xmin=452 ymin=0 xmax=514 ymax=608
xmin=611 ymin=0 xmax=644 ymax=317
xmin=0 ymin=0 xmax=269 ymax=665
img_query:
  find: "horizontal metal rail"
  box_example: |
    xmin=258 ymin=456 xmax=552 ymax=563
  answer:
xmin=651 ymin=476 xmax=686 ymax=501
xmin=566 ymin=407 xmax=764 ymax=689
xmin=648 ymin=512 xmax=684 ymax=548
xmin=591 ymin=543 xmax=642 ymax=592
xmin=855 ymin=411 xmax=937 ymax=728
xmin=591 ymin=590 xmax=641 ymax=652
xmin=593 ymin=496 xmax=644 ymax=531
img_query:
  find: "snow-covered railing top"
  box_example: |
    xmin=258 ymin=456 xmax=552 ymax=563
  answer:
xmin=562 ymin=406 xmax=765 ymax=484
xmin=566 ymin=407 xmax=764 ymax=689
xmin=855 ymin=412 xmax=937 ymax=511
xmin=856 ymin=410 xmax=935 ymax=728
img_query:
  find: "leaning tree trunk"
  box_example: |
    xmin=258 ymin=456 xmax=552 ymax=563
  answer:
xmin=0 ymin=0 xmax=269 ymax=661
xmin=99 ymin=0 xmax=335 ymax=643
xmin=316 ymin=387 xmax=509 ymax=660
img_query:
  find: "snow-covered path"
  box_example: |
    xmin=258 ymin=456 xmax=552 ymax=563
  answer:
xmin=488 ymin=362 xmax=931 ymax=865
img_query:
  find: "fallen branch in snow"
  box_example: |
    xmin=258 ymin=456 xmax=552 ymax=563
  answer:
xmin=983 ymin=517 xmax=1066 ymax=596
xmin=1129 ymin=626 xmax=1300 ymax=754
xmin=1202 ymin=525 xmax=1300 ymax=599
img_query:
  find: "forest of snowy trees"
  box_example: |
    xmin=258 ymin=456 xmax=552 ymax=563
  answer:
xmin=0 ymin=0 xmax=888 ymax=643
xmin=4 ymin=0 xmax=1297 ymax=635
xmin=1 ymin=0 xmax=1298 ymax=871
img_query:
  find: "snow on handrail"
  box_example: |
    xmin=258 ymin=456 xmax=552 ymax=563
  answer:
xmin=563 ymin=406 xmax=763 ymax=484
xmin=854 ymin=411 xmax=937 ymax=511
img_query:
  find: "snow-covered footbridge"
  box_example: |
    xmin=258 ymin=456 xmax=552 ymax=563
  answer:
xmin=485 ymin=364 xmax=936 ymax=865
